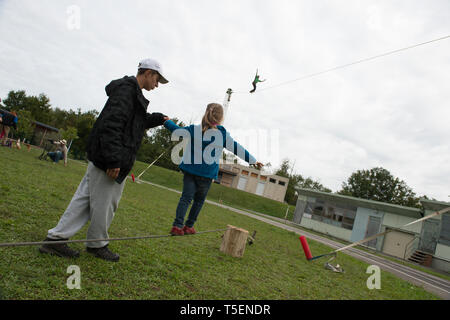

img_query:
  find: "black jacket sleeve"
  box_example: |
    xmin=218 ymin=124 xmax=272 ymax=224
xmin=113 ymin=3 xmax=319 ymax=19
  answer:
xmin=145 ymin=112 xmax=167 ymax=129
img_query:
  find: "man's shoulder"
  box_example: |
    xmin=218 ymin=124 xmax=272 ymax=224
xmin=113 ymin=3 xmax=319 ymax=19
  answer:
xmin=106 ymin=76 xmax=139 ymax=97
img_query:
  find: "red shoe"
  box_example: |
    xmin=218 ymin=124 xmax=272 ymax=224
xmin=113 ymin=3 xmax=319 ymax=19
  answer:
xmin=170 ymin=226 xmax=184 ymax=236
xmin=183 ymin=225 xmax=196 ymax=235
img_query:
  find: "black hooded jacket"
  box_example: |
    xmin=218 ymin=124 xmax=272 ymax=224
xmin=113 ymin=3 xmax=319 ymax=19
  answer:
xmin=86 ymin=76 xmax=166 ymax=184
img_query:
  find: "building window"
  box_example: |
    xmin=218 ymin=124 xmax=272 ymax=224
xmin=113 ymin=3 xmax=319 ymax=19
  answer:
xmin=304 ymin=200 xmax=356 ymax=230
xmin=341 ymin=210 xmax=356 ymax=230
xmin=260 ymin=176 xmax=267 ymax=181
xmin=269 ymin=178 xmax=277 ymax=183
xmin=251 ymin=172 xmax=258 ymax=178
xmin=278 ymin=181 xmax=286 ymax=186
xmin=242 ymin=170 xmax=249 ymax=176
xmin=311 ymin=202 xmax=324 ymax=222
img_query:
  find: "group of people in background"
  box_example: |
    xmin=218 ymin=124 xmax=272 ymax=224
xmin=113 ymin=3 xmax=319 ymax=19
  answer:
xmin=0 ymin=109 xmax=67 ymax=164
xmin=0 ymin=110 xmax=18 ymax=146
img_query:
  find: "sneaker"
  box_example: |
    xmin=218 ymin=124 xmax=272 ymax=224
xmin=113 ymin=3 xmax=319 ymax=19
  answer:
xmin=86 ymin=245 xmax=119 ymax=262
xmin=170 ymin=226 xmax=184 ymax=236
xmin=183 ymin=225 xmax=196 ymax=235
xmin=39 ymin=238 xmax=80 ymax=258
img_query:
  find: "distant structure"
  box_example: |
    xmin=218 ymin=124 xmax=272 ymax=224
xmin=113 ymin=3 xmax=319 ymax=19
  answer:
xmin=293 ymin=188 xmax=450 ymax=273
xmin=217 ymin=163 xmax=289 ymax=202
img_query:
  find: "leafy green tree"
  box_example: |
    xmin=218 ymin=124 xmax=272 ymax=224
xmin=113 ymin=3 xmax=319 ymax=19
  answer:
xmin=338 ymin=167 xmax=421 ymax=207
xmin=14 ymin=110 xmax=35 ymax=142
xmin=60 ymin=126 xmax=79 ymax=145
xmin=275 ymin=158 xmax=331 ymax=204
xmin=136 ymin=118 xmax=185 ymax=171
xmin=69 ymin=109 xmax=98 ymax=159
xmin=3 ymin=91 xmax=52 ymax=123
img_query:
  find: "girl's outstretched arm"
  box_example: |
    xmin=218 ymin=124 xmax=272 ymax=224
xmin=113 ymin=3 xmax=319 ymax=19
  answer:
xmin=224 ymin=131 xmax=257 ymax=164
xmin=163 ymin=119 xmax=188 ymax=132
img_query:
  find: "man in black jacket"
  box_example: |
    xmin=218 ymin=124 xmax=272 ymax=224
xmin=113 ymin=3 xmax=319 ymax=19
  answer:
xmin=40 ymin=58 xmax=169 ymax=261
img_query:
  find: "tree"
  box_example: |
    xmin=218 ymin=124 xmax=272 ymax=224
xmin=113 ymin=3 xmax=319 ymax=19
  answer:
xmin=69 ymin=109 xmax=98 ymax=159
xmin=59 ymin=126 xmax=79 ymax=145
xmin=338 ymin=167 xmax=420 ymax=207
xmin=136 ymin=118 xmax=185 ymax=171
xmin=15 ymin=110 xmax=35 ymax=142
xmin=3 ymin=90 xmax=52 ymax=123
xmin=275 ymin=158 xmax=331 ymax=205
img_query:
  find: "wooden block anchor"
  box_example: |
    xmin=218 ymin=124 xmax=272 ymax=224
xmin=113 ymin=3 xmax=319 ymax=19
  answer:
xmin=220 ymin=225 xmax=249 ymax=258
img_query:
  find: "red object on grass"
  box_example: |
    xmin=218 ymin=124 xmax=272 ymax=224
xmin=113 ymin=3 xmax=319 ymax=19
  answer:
xmin=131 ymin=173 xmax=135 ymax=182
xmin=299 ymin=236 xmax=313 ymax=260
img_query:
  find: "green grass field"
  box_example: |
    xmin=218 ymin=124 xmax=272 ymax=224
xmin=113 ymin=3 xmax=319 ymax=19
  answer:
xmin=0 ymin=146 xmax=440 ymax=299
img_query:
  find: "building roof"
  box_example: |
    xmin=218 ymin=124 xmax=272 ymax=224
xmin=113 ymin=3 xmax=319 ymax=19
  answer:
xmin=33 ymin=120 xmax=59 ymax=132
xmin=420 ymin=198 xmax=450 ymax=212
xmin=296 ymin=187 xmax=422 ymax=219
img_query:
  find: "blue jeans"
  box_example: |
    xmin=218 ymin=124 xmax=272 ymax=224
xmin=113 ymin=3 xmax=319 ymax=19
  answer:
xmin=48 ymin=151 xmax=63 ymax=163
xmin=173 ymin=172 xmax=212 ymax=228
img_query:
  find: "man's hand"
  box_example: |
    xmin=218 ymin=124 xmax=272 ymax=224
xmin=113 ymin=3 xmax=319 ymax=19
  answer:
xmin=106 ymin=168 xmax=120 ymax=180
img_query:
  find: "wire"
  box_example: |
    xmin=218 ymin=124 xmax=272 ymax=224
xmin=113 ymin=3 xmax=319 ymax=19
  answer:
xmin=0 ymin=228 xmax=230 ymax=248
xmin=241 ymin=34 xmax=450 ymax=93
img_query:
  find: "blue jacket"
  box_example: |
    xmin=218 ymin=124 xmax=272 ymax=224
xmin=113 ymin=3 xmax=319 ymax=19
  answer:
xmin=164 ymin=120 xmax=257 ymax=180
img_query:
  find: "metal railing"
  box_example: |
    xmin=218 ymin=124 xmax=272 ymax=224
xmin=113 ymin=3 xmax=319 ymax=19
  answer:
xmin=404 ymin=236 xmax=421 ymax=260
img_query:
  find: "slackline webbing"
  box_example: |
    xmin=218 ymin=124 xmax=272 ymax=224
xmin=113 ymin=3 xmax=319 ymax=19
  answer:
xmin=0 ymin=228 xmax=230 ymax=248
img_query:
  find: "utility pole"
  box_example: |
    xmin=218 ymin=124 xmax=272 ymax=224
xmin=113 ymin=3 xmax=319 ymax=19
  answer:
xmin=223 ymin=88 xmax=233 ymax=125
xmin=222 ymin=88 xmax=234 ymax=164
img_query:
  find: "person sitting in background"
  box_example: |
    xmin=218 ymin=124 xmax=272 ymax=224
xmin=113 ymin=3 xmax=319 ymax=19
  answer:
xmin=47 ymin=139 xmax=68 ymax=166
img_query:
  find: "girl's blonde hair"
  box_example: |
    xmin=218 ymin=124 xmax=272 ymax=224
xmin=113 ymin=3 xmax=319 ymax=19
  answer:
xmin=201 ymin=103 xmax=224 ymax=132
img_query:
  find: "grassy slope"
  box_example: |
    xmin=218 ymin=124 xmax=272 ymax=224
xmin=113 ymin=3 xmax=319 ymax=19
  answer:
xmin=0 ymin=147 xmax=439 ymax=299
xmin=130 ymin=161 xmax=296 ymax=220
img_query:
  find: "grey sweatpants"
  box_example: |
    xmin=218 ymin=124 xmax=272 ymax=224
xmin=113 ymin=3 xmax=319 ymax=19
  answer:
xmin=47 ymin=161 xmax=126 ymax=248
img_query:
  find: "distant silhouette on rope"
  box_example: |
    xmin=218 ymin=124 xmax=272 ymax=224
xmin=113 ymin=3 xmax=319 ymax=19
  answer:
xmin=249 ymin=69 xmax=266 ymax=93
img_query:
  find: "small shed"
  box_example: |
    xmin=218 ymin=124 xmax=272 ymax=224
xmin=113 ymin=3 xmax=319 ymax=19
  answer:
xmin=32 ymin=120 xmax=60 ymax=147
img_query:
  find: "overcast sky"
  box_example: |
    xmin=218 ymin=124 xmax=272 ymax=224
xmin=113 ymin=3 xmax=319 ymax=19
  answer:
xmin=1 ymin=0 xmax=449 ymax=201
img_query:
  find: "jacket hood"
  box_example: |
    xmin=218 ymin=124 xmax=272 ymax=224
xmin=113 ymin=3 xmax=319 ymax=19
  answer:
xmin=105 ymin=76 xmax=137 ymax=97
xmin=105 ymin=75 xmax=149 ymax=109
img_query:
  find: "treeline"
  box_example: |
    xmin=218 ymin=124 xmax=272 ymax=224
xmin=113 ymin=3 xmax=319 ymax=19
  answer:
xmin=1 ymin=90 xmax=431 ymax=207
xmin=1 ymin=90 xmax=98 ymax=159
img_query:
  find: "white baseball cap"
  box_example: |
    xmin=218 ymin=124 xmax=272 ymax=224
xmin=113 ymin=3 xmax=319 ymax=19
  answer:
xmin=138 ymin=58 xmax=169 ymax=84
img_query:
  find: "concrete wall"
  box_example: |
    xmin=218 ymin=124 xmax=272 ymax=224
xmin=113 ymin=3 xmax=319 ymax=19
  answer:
xmin=432 ymin=243 xmax=450 ymax=273
xmin=434 ymin=243 xmax=450 ymax=264
xmin=224 ymin=164 xmax=288 ymax=202
xmin=383 ymin=212 xmax=423 ymax=234
xmin=350 ymin=207 xmax=384 ymax=243
xmin=293 ymin=196 xmax=307 ymax=224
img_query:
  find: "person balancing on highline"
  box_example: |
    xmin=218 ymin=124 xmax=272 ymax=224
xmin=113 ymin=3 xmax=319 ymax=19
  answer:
xmin=249 ymin=69 xmax=266 ymax=93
